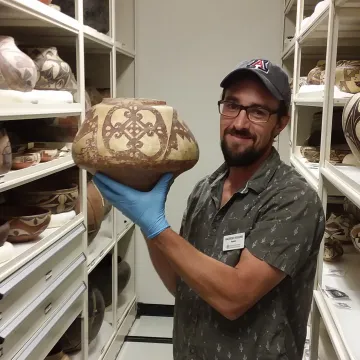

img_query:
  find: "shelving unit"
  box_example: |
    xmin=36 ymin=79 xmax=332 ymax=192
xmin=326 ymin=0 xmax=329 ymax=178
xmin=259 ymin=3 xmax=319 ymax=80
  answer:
xmin=0 ymin=0 xmax=137 ymax=359
xmin=282 ymin=0 xmax=360 ymax=359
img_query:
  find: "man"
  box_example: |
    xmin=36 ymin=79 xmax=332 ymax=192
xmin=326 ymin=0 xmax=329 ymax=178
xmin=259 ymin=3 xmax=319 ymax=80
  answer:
xmin=93 ymin=59 xmax=325 ymax=360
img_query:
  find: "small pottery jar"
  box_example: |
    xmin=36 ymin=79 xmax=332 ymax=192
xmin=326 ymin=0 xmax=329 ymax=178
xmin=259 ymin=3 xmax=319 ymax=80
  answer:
xmin=0 ymin=36 xmax=37 ymax=92
xmin=0 ymin=128 xmax=12 ymax=176
xmin=26 ymin=47 xmax=77 ymax=93
xmin=72 ymin=98 xmax=199 ymax=191
xmin=342 ymin=93 xmax=360 ymax=162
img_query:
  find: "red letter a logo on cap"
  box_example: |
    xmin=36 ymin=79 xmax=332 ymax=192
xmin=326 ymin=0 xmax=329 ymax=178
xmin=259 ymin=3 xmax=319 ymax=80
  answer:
xmin=247 ymin=59 xmax=269 ymax=73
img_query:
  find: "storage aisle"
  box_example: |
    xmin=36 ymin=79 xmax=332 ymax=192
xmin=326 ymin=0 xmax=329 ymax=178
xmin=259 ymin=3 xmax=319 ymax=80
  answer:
xmin=117 ymin=316 xmax=174 ymax=360
xmin=116 ymin=315 xmax=337 ymax=360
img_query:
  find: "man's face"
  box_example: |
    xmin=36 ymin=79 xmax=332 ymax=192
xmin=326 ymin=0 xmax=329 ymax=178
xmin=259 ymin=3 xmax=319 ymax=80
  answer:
xmin=220 ymin=78 xmax=288 ymax=167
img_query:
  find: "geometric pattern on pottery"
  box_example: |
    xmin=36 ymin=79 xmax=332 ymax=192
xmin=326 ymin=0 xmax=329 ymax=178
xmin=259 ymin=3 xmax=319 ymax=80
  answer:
xmin=0 ymin=36 xmax=37 ymax=92
xmin=342 ymin=94 xmax=360 ymax=162
xmin=26 ymin=47 xmax=77 ymax=93
xmin=20 ymin=186 xmax=79 ymax=214
xmin=335 ymin=60 xmax=360 ymax=94
xmin=73 ymin=98 xmax=199 ymax=166
xmin=308 ymin=60 xmax=360 ymax=93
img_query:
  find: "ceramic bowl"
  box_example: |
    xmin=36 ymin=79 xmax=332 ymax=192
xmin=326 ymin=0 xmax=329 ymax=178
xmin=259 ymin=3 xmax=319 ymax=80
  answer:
xmin=12 ymin=151 xmax=41 ymax=170
xmin=27 ymin=148 xmax=58 ymax=162
xmin=0 ymin=205 xmax=51 ymax=242
xmin=11 ymin=182 xmax=79 ymax=214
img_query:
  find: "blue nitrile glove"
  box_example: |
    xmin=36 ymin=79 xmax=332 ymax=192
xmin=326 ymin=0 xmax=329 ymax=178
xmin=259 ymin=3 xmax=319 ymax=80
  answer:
xmin=92 ymin=172 xmax=174 ymax=239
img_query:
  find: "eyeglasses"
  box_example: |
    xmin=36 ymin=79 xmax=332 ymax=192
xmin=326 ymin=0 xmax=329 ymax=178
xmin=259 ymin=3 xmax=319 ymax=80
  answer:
xmin=218 ymin=100 xmax=279 ymax=123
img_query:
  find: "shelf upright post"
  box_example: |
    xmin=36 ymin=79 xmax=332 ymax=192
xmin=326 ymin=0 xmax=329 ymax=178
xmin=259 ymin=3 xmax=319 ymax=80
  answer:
xmin=75 ymin=0 xmax=89 ymax=357
xmin=289 ymin=0 xmax=304 ymax=158
xmin=309 ymin=2 xmax=339 ymax=360
xmin=110 ymin=0 xmax=119 ymax=332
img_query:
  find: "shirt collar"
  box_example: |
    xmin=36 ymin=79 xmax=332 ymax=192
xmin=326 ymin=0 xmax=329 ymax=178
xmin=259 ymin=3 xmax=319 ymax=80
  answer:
xmin=207 ymin=147 xmax=281 ymax=195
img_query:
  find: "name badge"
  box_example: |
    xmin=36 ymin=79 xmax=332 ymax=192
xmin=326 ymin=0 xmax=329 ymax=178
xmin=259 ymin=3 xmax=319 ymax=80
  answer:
xmin=223 ymin=233 xmax=245 ymax=251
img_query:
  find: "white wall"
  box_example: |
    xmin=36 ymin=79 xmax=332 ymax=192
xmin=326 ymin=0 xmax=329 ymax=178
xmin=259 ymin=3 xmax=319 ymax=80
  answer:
xmin=135 ymin=0 xmax=284 ymax=305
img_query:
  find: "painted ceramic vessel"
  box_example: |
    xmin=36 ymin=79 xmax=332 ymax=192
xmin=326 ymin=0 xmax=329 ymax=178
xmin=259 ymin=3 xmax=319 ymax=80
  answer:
xmin=12 ymin=182 xmax=79 ymax=214
xmin=72 ymin=98 xmax=200 ymax=191
xmin=342 ymin=93 xmax=360 ymax=162
xmin=0 ymin=206 xmax=51 ymax=242
xmin=0 ymin=128 xmax=12 ymax=176
xmin=0 ymin=36 xmax=37 ymax=92
xmin=26 ymin=47 xmax=77 ymax=93
xmin=307 ymin=60 xmax=326 ymax=85
xmin=75 ymin=180 xmax=105 ymax=243
xmin=307 ymin=60 xmax=360 ymax=93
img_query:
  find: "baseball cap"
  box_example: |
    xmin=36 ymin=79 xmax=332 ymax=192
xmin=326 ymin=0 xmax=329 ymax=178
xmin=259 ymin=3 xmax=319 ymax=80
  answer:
xmin=220 ymin=59 xmax=291 ymax=109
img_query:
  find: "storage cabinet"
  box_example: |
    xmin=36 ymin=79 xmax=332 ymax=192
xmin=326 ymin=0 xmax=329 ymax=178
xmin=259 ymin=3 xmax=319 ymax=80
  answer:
xmin=282 ymin=1 xmax=360 ymax=359
xmin=0 ymin=0 xmax=137 ymax=358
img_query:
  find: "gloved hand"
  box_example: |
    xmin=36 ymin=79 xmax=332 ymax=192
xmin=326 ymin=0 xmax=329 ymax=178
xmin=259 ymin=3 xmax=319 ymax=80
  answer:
xmin=92 ymin=172 xmax=174 ymax=239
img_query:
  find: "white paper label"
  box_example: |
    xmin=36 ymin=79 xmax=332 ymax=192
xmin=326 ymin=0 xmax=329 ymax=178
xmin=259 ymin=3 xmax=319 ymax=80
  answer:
xmin=223 ymin=233 xmax=245 ymax=251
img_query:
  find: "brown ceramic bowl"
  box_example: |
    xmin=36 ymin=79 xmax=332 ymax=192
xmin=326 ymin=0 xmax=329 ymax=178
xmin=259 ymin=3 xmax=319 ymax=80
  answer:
xmin=11 ymin=182 xmax=79 ymax=215
xmin=0 ymin=206 xmax=51 ymax=243
xmin=0 ymin=219 xmax=10 ymax=246
xmin=27 ymin=148 xmax=58 ymax=162
xmin=12 ymin=152 xmax=41 ymax=170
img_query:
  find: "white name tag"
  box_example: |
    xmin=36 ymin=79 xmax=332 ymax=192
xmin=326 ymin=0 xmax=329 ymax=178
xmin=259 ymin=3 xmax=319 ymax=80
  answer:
xmin=223 ymin=233 xmax=245 ymax=251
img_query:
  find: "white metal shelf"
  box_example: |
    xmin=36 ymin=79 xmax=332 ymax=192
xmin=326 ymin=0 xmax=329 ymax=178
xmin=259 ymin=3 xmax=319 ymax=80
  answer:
xmin=0 ymin=0 xmax=79 ymax=35
xmin=294 ymin=96 xmax=349 ymax=107
xmin=0 ymin=104 xmax=82 ymax=121
xmin=0 ymin=154 xmax=74 ymax=193
xmin=321 ymin=162 xmax=360 ymax=210
xmin=290 ymin=152 xmax=319 ymax=191
xmin=84 ymin=26 xmax=114 ymax=51
xmin=320 ymin=243 xmax=360 ymax=360
xmin=0 ymin=215 xmax=84 ymax=282
xmin=314 ymin=290 xmax=351 ymax=360
xmin=115 ymin=42 xmax=136 ymax=58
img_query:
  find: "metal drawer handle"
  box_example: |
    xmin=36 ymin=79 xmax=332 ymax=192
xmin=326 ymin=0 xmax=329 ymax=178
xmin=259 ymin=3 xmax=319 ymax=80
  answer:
xmin=45 ymin=271 xmax=52 ymax=281
xmin=44 ymin=303 xmax=52 ymax=315
xmin=0 ymin=223 xmax=85 ymax=299
xmin=0 ymin=254 xmax=85 ymax=343
xmin=12 ymin=283 xmax=86 ymax=360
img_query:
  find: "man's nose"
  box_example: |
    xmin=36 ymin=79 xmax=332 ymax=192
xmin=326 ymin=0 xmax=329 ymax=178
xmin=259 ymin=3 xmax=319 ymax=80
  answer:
xmin=232 ymin=109 xmax=250 ymax=129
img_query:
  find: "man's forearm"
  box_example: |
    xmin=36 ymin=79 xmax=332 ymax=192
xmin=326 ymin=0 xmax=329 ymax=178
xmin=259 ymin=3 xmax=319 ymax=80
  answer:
xmin=146 ymin=238 xmax=177 ymax=296
xmin=152 ymin=228 xmax=246 ymax=319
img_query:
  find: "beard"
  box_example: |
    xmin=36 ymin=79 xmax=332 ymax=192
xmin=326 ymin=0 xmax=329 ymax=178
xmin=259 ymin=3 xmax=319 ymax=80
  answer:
xmin=220 ymin=128 xmax=270 ymax=167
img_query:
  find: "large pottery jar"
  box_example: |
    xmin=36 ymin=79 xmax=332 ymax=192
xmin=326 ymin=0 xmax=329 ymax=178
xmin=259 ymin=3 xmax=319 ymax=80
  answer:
xmin=335 ymin=60 xmax=360 ymax=94
xmin=72 ymin=98 xmax=199 ymax=191
xmin=0 ymin=36 xmax=37 ymax=92
xmin=26 ymin=47 xmax=77 ymax=93
xmin=342 ymin=94 xmax=360 ymax=162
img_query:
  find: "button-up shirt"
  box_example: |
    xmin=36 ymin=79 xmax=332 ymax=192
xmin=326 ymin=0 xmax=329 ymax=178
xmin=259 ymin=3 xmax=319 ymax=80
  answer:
xmin=173 ymin=147 xmax=325 ymax=360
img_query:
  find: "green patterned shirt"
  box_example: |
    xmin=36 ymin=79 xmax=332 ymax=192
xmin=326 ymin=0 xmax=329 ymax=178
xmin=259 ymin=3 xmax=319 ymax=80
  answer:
xmin=173 ymin=147 xmax=325 ymax=360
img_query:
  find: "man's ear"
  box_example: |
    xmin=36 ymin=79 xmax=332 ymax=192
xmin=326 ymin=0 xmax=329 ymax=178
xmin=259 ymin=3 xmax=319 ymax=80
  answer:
xmin=275 ymin=115 xmax=290 ymax=136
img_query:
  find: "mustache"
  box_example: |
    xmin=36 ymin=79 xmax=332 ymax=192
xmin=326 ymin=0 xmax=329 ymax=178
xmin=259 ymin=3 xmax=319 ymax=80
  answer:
xmin=225 ymin=128 xmax=256 ymax=140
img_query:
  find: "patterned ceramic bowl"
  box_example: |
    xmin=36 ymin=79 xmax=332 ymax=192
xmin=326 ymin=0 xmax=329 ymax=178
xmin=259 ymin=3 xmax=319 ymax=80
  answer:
xmin=0 ymin=206 xmax=51 ymax=242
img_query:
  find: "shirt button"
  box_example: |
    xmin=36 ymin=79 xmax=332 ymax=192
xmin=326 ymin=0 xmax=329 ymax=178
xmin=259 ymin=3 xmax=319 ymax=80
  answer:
xmin=190 ymin=347 xmax=195 ymax=354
